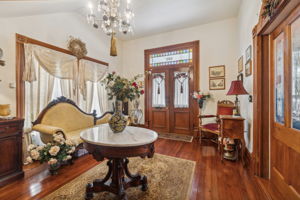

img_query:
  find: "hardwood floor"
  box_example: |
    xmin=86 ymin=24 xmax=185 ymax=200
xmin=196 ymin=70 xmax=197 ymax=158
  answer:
xmin=0 ymin=139 xmax=266 ymax=200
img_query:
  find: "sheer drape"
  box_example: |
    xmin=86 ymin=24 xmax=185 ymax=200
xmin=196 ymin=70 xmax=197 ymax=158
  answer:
xmin=174 ymin=72 xmax=189 ymax=108
xmin=152 ymin=73 xmax=166 ymax=107
xmin=97 ymin=83 xmax=109 ymax=115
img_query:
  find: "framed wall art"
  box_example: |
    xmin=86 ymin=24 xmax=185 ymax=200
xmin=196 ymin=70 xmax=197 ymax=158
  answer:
xmin=238 ymin=56 xmax=243 ymax=73
xmin=209 ymin=65 xmax=225 ymax=78
xmin=209 ymin=78 xmax=225 ymax=90
xmin=245 ymin=45 xmax=252 ymax=63
xmin=245 ymin=60 xmax=252 ymax=77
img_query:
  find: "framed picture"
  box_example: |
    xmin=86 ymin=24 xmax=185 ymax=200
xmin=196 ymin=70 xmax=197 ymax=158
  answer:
xmin=209 ymin=65 xmax=225 ymax=78
xmin=238 ymin=56 xmax=243 ymax=73
xmin=245 ymin=45 xmax=252 ymax=62
xmin=245 ymin=60 xmax=252 ymax=77
xmin=209 ymin=78 xmax=225 ymax=90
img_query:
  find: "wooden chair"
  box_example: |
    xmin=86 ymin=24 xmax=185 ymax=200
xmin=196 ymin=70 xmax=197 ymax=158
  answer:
xmin=199 ymin=100 xmax=235 ymax=148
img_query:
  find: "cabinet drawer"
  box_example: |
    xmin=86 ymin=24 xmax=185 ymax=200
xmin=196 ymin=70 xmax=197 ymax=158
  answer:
xmin=0 ymin=125 xmax=21 ymax=135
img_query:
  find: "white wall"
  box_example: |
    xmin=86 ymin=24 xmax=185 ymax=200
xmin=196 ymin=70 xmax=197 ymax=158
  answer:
xmin=237 ymin=0 xmax=261 ymax=152
xmin=0 ymin=12 xmax=122 ymax=116
xmin=121 ymin=18 xmax=238 ymax=125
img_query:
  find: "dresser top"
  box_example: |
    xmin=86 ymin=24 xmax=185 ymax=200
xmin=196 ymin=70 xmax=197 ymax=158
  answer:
xmin=80 ymin=124 xmax=158 ymax=147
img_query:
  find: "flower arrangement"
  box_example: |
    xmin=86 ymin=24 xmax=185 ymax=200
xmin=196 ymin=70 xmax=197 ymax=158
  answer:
xmin=192 ymin=91 xmax=211 ymax=109
xmin=26 ymin=133 xmax=77 ymax=174
xmin=102 ymin=72 xmax=144 ymax=101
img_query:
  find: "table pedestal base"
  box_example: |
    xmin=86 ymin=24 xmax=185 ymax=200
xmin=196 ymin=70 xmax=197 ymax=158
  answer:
xmin=85 ymin=158 xmax=148 ymax=200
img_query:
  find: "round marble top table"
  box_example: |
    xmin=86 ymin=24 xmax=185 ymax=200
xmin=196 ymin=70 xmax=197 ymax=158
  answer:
xmin=80 ymin=124 xmax=158 ymax=200
xmin=80 ymin=124 xmax=158 ymax=147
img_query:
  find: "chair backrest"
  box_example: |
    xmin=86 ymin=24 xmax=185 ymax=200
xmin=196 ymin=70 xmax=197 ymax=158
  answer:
xmin=217 ymin=100 xmax=235 ymax=116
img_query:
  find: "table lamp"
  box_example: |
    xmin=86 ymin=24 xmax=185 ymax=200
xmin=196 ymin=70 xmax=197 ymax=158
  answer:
xmin=227 ymin=80 xmax=248 ymax=116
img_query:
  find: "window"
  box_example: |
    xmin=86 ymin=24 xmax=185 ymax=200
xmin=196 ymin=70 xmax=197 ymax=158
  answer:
xmin=149 ymin=49 xmax=192 ymax=67
xmin=152 ymin=73 xmax=166 ymax=107
xmin=174 ymin=72 xmax=189 ymax=108
xmin=291 ymin=18 xmax=300 ymax=130
xmin=274 ymin=33 xmax=285 ymax=124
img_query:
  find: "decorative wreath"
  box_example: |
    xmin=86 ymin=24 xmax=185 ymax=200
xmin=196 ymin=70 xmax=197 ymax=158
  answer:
xmin=67 ymin=36 xmax=88 ymax=59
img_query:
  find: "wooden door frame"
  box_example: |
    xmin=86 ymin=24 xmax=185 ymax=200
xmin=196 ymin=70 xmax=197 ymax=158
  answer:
xmin=15 ymin=33 xmax=109 ymax=118
xmin=144 ymin=41 xmax=200 ymax=136
xmin=252 ymin=0 xmax=299 ymax=178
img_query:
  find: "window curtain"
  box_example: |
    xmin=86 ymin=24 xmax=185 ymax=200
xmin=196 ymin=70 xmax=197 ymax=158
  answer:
xmin=22 ymin=44 xmax=108 ymax=163
xmin=174 ymin=72 xmax=189 ymax=108
xmin=152 ymin=73 xmax=166 ymax=107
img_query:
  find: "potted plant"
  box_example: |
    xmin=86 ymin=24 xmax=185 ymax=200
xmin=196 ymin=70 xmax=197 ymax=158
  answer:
xmin=102 ymin=72 xmax=144 ymax=133
xmin=26 ymin=133 xmax=77 ymax=175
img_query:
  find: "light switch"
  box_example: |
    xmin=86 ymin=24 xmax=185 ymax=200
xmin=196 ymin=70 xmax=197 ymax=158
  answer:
xmin=9 ymin=82 xmax=16 ymax=88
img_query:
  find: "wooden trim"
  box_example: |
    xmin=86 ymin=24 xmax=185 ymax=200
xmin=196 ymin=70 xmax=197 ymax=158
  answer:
xmin=16 ymin=34 xmax=109 ymax=66
xmin=15 ymin=34 xmax=109 ymax=118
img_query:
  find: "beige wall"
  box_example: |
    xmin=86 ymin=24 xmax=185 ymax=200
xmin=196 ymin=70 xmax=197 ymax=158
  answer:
xmin=0 ymin=12 xmax=122 ymax=116
xmin=237 ymin=0 xmax=261 ymax=152
xmin=121 ymin=18 xmax=238 ymax=126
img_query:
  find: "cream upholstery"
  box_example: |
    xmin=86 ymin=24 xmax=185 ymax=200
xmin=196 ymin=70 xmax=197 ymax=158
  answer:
xmin=32 ymin=100 xmax=112 ymax=145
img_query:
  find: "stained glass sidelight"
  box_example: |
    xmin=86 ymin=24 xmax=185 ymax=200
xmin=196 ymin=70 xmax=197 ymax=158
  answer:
xmin=291 ymin=18 xmax=300 ymax=130
xmin=174 ymin=72 xmax=189 ymax=108
xmin=149 ymin=49 xmax=193 ymax=67
xmin=152 ymin=73 xmax=166 ymax=107
xmin=274 ymin=33 xmax=285 ymax=124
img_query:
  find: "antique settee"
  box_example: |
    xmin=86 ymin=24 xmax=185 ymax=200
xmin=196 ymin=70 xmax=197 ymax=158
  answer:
xmin=32 ymin=96 xmax=112 ymax=150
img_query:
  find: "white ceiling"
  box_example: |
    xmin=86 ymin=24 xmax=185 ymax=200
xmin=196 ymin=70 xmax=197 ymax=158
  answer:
xmin=0 ymin=0 xmax=242 ymax=40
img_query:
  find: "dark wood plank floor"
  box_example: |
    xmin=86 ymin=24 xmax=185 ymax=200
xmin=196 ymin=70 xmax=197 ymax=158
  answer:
xmin=0 ymin=139 xmax=266 ymax=200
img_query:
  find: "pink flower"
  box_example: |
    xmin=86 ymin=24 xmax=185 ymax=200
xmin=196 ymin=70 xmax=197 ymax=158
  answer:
xmin=140 ymin=90 xmax=145 ymax=95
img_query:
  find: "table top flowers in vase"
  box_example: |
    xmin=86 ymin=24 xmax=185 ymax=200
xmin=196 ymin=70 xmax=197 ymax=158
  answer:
xmin=102 ymin=72 xmax=144 ymax=133
xmin=193 ymin=91 xmax=211 ymax=109
xmin=26 ymin=133 xmax=77 ymax=175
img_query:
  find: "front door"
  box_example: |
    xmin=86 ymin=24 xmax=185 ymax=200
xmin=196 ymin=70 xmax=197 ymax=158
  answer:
xmin=270 ymin=7 xmax=300 ymax=199
xmin=145 ymin=41 xmax=199 ymax=136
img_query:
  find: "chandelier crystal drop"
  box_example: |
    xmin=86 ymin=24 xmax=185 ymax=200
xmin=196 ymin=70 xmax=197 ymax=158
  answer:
xmin=87 ymin=0 xmax=134 ymax=36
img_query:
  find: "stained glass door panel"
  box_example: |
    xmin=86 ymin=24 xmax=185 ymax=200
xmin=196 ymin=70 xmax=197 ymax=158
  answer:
xmin=274 ymin=33 xmax=285 ymax=124
xmin=291 ymin=17 xmax=300 ymax=130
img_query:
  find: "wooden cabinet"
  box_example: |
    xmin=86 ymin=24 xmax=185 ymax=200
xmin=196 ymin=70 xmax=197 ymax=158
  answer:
xmin=219 ymin=115 xmax=245 ymax=164
xmin=0 ymin=118 xmax=24 ymax=187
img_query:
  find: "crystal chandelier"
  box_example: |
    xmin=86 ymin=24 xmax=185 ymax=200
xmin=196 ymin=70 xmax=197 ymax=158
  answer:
xmin=87 ymin=0 xmax=134 ymax=56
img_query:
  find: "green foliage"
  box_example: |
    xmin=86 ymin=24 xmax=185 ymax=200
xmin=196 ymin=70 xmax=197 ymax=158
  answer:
xmin=102 ymin=72 xmax=144 ymax=101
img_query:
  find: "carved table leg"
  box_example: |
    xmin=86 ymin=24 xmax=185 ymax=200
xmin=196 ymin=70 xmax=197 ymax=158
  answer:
xmin=85 ymin=158 xmax=147 ymax=200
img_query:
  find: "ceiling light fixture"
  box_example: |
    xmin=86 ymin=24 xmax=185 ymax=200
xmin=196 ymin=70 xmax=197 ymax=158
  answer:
xmin=87 ymin=0 xmax=134 ymax=56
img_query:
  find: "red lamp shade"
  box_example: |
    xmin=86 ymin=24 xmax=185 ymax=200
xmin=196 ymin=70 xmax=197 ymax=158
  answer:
xmin=227 ymin=80 xmax=248 ymax=95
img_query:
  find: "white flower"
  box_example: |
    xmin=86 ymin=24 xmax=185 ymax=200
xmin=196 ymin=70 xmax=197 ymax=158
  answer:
xmin=63 ymin=155 xmax=72 ymax=161
xmin=65 ymin=139 xmax=73 ymax=146
xmin=67 ymin=146 xmax=76 ymax=154
xmin=36 ymin=145 xmax=44 ymax=151
xmin=30 ymin=150 xmax=40 ymax=160
xmin=48 ymin=158 xmax=58 ymax=165
xmin=27 ymin=144 xmax=36 ymax=151
xmin=53 ymin=134 xmax=65 ymax=144
xmin=26 ymin=156 xmax=33 ymax=163
xmin=49 ymin=146 xmax=60 ymax=156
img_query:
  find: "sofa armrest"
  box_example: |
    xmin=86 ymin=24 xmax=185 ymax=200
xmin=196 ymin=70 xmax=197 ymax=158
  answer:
xmin=32 ymin=124 xmax=65 ymax=135
xmin=96 ymin=112 xmax=113 ymax=125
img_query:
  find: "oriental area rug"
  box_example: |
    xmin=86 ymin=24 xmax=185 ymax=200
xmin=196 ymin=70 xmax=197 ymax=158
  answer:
xmin=158 ymin=133 xmax=193 ymax=142
xmin=43 ymin=154 xmax=195 ymax=200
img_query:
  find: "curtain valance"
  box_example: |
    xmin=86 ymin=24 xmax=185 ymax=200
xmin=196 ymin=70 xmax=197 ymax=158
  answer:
xmin=23 ymin=43 xmax=108 ymax=98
